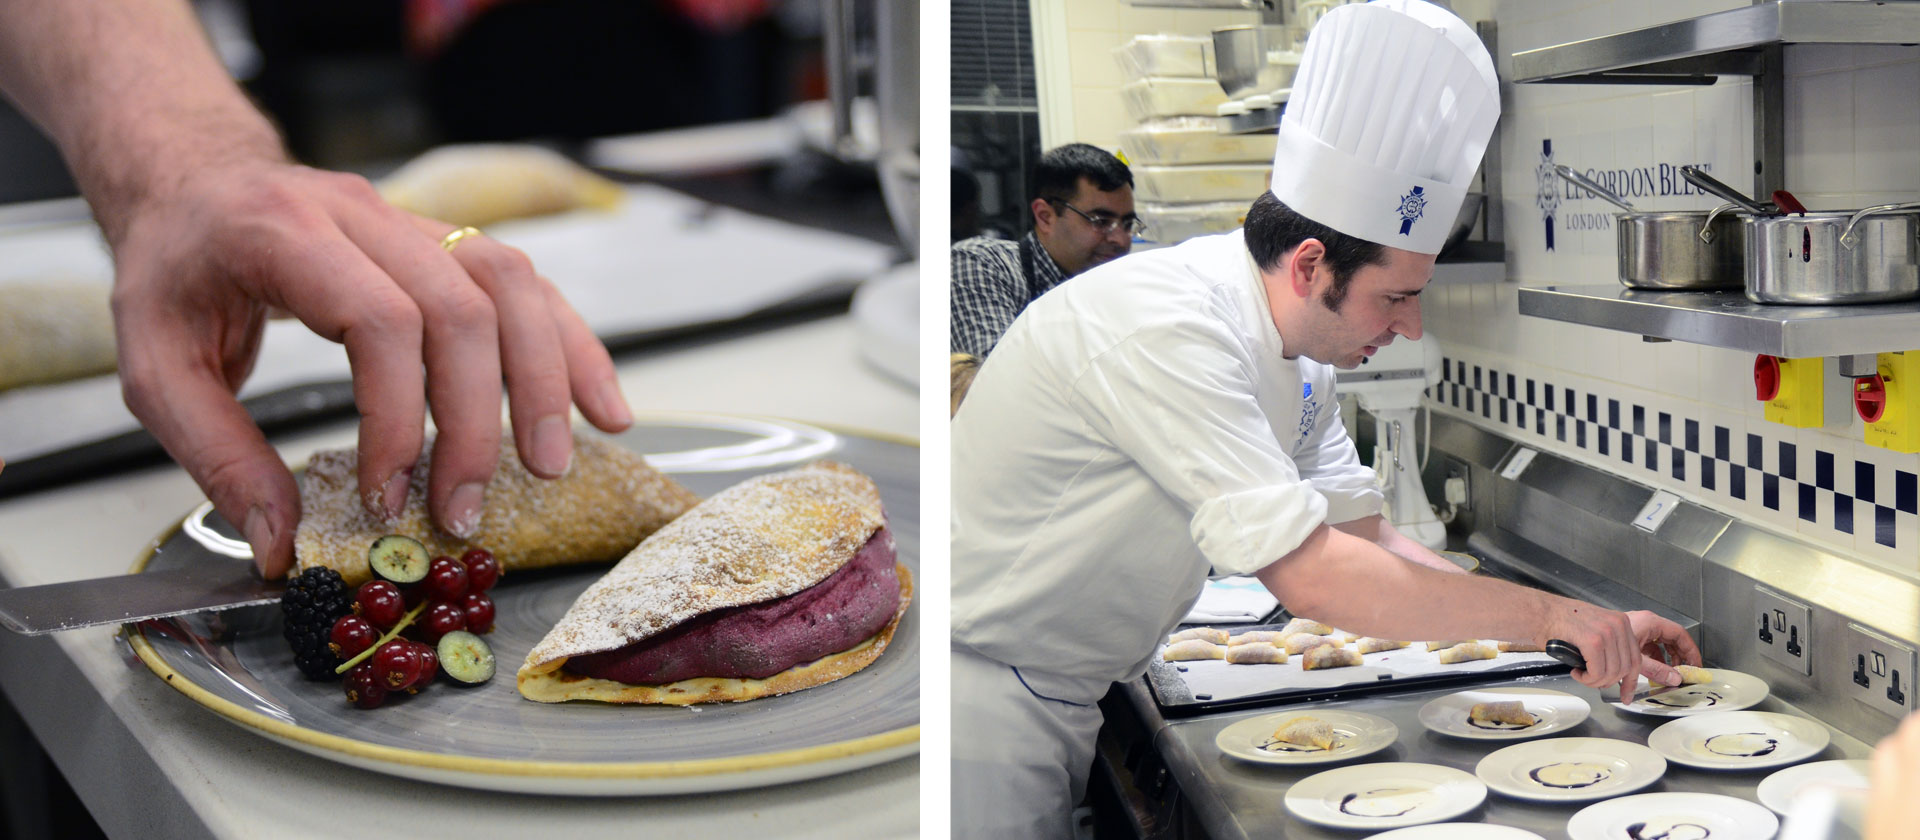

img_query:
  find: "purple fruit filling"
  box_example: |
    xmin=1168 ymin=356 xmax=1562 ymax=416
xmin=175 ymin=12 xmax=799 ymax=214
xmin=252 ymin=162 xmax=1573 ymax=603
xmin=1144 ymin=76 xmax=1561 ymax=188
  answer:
xmin=567 ymin=526 xmax=900 ymax=684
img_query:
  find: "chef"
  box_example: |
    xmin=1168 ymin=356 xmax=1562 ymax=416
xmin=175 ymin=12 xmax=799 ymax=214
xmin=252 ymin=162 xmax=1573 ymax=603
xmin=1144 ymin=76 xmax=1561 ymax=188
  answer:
xmin=949 ymin=2 xmax=1701 ymax=837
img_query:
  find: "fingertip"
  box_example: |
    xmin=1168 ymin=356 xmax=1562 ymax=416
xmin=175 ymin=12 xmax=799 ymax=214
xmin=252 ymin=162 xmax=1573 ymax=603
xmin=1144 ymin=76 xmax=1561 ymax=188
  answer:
xmin=594 ymin=378 xmax=633 ymax=431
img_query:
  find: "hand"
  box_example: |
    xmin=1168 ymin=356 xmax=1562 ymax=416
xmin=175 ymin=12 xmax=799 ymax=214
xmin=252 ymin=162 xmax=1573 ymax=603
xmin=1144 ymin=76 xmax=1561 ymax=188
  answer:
xmin=1868 ymin=713 xmax=1920 ymax=840
xmin=108 ymin=157 xmax=632 ymax=578
xmin=1624 ymin=610 xmax=1701 ymax=699
xmin=1544 ymin=604 xmax=1698 ymax=702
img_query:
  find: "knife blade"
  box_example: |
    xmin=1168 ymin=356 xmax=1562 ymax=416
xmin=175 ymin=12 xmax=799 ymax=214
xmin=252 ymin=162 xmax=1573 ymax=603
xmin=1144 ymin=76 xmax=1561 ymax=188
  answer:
xmin=0 ymin=560 xmax=283 ymax=635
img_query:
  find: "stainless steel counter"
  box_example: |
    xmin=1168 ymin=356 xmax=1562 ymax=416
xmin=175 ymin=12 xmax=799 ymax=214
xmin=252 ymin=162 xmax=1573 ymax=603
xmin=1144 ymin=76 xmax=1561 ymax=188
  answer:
xmin=1140 ymin=673 xmax=1870 ymax=840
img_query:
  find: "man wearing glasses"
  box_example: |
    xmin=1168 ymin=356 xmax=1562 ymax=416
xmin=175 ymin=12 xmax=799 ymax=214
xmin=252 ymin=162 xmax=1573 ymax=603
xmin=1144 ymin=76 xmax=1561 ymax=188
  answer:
xmin=950 ymin=143 xmax=1140 ymax=359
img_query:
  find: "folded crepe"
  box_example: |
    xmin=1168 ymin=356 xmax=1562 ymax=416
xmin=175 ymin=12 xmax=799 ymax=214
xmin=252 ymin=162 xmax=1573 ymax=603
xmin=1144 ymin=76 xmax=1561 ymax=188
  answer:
xmin=294 ymin=433 xmax=700 ymax=586
xmin=517 ymin=460 xmax=911 ymax=705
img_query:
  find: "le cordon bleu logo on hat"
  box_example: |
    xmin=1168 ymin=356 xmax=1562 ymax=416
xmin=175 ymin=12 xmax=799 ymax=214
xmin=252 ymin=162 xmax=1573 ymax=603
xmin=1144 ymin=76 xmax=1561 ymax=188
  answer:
xmin=1266 ymin=0 xmax=1499 ymax=255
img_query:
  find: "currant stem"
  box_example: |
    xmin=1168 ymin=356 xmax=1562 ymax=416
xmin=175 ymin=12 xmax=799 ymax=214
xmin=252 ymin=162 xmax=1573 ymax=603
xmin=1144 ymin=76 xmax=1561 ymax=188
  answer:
xmin=334 ymin=600 xmax=429 ymax=675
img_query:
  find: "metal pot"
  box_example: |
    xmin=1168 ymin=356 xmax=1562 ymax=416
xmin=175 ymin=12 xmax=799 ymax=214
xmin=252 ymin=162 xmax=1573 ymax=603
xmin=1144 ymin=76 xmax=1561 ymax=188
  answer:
xmin=1556 ymin=166 xmax=1745 ymax=290
xmin=1745 ymin=203 xmax=1920 ymax=305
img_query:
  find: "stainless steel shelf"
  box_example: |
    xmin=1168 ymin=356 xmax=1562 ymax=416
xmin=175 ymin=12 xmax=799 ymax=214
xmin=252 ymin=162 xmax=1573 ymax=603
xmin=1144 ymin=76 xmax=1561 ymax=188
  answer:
xmin=1513 ymin=1 xmax=1920 ymax=84
xmin=1214 ymin=107 xmax=1279 ymax=135
xmin=1518 ymin=284 xmax=1920 ymax=357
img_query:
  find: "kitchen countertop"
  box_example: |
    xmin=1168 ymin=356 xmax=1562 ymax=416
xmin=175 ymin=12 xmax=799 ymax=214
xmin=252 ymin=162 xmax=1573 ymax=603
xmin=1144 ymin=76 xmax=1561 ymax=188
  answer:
xmin=1138 ymin=672 xmax=1871 ymax=840
xmin=0 ymin=312 xmax=920 ymax=838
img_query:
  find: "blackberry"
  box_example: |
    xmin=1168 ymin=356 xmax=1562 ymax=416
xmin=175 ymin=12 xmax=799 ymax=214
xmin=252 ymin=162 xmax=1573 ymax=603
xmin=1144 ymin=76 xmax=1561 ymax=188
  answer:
xmin=281 ymin=567 xmax=351 ymax=680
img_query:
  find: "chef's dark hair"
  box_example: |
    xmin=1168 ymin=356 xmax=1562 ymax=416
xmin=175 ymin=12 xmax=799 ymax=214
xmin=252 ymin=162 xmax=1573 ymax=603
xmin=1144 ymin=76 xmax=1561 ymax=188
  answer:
xmin=1244 ymin=192 xmax=1386 ymax=309
xmin=1031 ymin=143 xmax=1133 ymax=204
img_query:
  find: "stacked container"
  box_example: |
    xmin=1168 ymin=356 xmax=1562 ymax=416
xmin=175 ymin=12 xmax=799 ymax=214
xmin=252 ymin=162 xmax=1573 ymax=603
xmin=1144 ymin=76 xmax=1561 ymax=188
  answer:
xmin=1114 ymin=34 xmax=1276 ymax=245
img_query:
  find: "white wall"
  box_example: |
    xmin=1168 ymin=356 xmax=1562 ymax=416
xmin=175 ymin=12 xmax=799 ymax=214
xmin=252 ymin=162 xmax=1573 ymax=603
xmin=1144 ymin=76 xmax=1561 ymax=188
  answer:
xmin=1425 ymin=0 xmax=1920 ymax=577
xmin=1040 ymin=0 xmax=1259 ymax=151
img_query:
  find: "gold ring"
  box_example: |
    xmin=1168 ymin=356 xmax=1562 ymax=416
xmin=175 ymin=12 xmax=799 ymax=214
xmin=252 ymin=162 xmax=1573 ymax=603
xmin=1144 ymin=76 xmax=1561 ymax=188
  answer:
xmin=439 ymin=226 xmax=484 ymax=252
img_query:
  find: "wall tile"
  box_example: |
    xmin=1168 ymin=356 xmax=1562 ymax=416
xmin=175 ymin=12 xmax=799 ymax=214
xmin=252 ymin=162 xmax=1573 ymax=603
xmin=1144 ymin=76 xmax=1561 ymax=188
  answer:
xmin=1068 ymin=28 xmax=1126 ymax=91
xmin=1784 ymin=70 xmax=1856 ymax=195
xmin=1853 ymin=59 xmax=1920 ymax=196
xmin=1064 ymin=0 xmax=1120 ymax=32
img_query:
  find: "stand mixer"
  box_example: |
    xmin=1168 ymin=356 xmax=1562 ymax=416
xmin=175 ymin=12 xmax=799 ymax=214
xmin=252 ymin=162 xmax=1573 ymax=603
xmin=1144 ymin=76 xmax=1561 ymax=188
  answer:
xmin=1336 ymin=335 xmax=1445 ymax=549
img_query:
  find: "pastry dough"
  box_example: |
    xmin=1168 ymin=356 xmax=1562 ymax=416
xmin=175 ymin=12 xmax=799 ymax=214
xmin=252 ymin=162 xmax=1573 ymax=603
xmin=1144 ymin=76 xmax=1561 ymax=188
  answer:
xmin=377 ymin=144 xmax=625 ymax=228
xmin=1283 ymin=633 xmax=1339 ymax=655
xmin=1163 ymin=640 xmax=1227 ymax=661
xmin=1224 ymin=642 xmax=1287 ymax=665
xmin=1436 ymin=642 xmax=1498 ymax=664
xmin=0 ymin=282 xmax=116 ymax=392
xmin=295 ymin=433 xmax=699 ymax=586
xmin=1356 ymin=638 xmax=1410 ymax=654
xmin=1271 ymin=716 xmax=1336 ymax=751
xmin=518 ymin=461 xmax=905 ymax=704
xmin=1674 ymin=664 xmax=1714 ymax=685
xmin=1280 ymin=618 xmax=1335 ymax=637
xmin=1301 ymin=646 xmax=1363 ymax=670
xmin=1496 ymin=641 xmax=1545 ymax=653
xmin=1425 ymin=639 xmax=1474 ymax=651
xmin=1228 ymin=630 xmax=1287 ymax=646
xmin=1169 ymin=627 xmax=1230 ymax=645
xmin=1469 ymin=700 xmax=1535 ymax=727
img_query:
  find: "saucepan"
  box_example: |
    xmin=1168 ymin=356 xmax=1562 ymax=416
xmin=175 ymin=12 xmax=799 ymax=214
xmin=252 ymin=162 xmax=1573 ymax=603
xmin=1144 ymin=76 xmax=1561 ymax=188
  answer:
xmin=1682 ymin=166 xmax=1920 ymax=305
xmin=1555 ymin=165 xmax=1744 ymax=290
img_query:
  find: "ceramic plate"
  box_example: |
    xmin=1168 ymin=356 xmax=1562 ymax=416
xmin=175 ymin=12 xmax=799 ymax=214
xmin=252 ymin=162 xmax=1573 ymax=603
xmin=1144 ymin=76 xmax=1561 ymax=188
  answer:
xmin=1567 ymin=792 xmax=1779 ymax=840
xmin=1606 ymin=669 xmax=1770 ymax=716
xmin=1418 ymin=687 xmax=1592 ymax=740
xmin=1756 ymin=759 xmax=1871 ymax=814
xmin=1475 ymin=737 xmax=1667 ymax=803
xmin=1367 ymin=824 xmax=1544 ymax=840
xmin=1285 ymin=762 xmax=1486 ymax=830
xmin=125 ymin=415 xmax=919 ymax=795
xmin=1647 ymin=710 xmax=1830 ymax=770
xmin=1215 ymin=708 xmax=1399 ymax=766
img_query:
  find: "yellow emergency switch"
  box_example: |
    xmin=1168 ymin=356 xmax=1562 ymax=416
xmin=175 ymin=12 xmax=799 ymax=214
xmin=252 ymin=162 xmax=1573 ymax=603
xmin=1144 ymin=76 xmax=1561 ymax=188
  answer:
xmin=1756 ymin=355 xmax=1824 ymax=428
xmin=1862 ymin=352 xmax=1920 ymax=453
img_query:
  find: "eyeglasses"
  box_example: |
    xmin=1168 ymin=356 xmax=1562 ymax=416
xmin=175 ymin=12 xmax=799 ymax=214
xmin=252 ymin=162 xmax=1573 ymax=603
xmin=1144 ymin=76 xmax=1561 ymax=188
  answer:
xmin=1054 ymin=201 xmax=1146 ymax=237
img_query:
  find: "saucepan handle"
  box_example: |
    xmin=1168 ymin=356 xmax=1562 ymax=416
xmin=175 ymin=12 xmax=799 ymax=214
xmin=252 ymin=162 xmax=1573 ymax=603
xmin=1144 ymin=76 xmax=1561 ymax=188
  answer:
xmin=1841 ymin=202 xmax=1920 ymax=248
xmin=1700 ymin=202 xmax=1740 ymax=244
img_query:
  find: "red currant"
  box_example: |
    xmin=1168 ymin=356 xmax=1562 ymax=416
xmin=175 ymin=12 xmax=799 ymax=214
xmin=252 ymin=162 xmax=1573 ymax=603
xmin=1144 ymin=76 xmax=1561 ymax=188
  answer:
xmin=413 ymin=642 xmax=440 ymax=689
xmin=460 ymin=593 xmax=496 ymax=634
xmin=421 ymin=601 xmax=467 ymax=642
xmin=461 ymin=548 xmax=500 ymax=592
xmin=355 ymin=581 xmax=404 ymax=628
xmin=424 ymin=556 xmax=470 ymax=602
xmin=344 ymin=663 xmax=387 ymax=709
xmin=328 ymin=615 xmax=379 ymax=658
xmin=402 ymin=582 xmax=428 ymax=608
xmin=372 ymin=640 xmax=421 ymax=690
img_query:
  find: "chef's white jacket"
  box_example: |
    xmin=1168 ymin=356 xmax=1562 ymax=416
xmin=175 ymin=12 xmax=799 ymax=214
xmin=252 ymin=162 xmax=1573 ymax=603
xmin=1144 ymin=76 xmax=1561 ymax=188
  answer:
xmin=950 ymin=229 xmax=1385 ymax=705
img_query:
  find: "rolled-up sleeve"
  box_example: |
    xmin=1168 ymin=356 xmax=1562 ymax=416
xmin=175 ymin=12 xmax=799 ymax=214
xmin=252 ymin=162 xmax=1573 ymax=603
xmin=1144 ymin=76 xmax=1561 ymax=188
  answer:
xmin=1290 ymin=394 xmax=1385 ymax=524
xmin=1066 ymin=317 xmax=1331 ymax=576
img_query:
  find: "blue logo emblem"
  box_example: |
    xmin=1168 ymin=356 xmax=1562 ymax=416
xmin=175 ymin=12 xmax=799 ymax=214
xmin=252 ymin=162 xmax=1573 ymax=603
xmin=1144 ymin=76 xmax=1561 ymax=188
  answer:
xmin=1302 ymin=382 xmax=1313 ymax=399
xmin=1397 ymin=186 xmax=1427 ymax=235
xmin=1536 ymin=138 xmax=1560 ymax=251
xmin=1296 ymin=381 xmax=1318 ymax=446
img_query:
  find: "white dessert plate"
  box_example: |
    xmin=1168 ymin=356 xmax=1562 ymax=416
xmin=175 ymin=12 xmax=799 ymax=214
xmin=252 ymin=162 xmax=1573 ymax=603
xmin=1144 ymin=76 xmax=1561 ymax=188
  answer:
xmin=1474 ymin=737 xmax=1667 ymax=803
xmin=1366 ymin=825 xmax=1544 ymax=840
xmin=1284 ymin=762 xmax=1486 ymax=830
xmin=1606 ymin=669 xmax=1769 ymax=716
xmin=1647 ymin=711 xmax=1830 ymax=770
xmin=1418 ymin=687 xmax=1592 ymax=740
xmin=1757 ymin=759 xmax=1871 ymax=815
xmin=1215 ymin=709 xmax=1398 ymax=766
xmin=1567 ymin=792 xmax=1779 ymax=840
xmin=125 ymin=415 xmax=920 ymax=796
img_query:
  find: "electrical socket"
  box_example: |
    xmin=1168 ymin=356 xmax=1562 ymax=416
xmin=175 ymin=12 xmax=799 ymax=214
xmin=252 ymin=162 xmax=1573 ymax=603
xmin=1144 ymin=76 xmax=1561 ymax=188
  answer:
xmin=1754 ymin=586 xmax=1812 ymax=676
xmin=1846 ymin=623 xmax=1917 ymax=719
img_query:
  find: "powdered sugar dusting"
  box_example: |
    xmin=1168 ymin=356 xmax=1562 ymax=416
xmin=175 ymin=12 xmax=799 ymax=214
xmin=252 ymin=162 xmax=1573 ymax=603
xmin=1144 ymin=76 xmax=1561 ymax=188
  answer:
xmin=521 ymin=460 xmax=884 ymax=673
xmin=293 ymin=433 xmax=700 ymax=586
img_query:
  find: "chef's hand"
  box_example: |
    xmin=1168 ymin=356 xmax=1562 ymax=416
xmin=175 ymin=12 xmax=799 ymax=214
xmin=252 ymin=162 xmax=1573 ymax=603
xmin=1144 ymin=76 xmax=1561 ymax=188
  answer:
xmin=1544 ymin=604 xmax=1696 ymax=701
xmin=1868 ymin=712 xmax=1920 ymax=840
xmin=108 ymin=157 xmax=633 ymax=578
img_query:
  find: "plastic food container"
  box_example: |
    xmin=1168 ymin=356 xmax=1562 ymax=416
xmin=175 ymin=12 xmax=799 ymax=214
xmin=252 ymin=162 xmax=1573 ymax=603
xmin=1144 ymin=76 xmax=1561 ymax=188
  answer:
xmin=1139 ymin=201 xmax=1250 ymax=244
xmin=1122 ymin=77 xmax=1231 ymax=121
xmin=1119 ymin=118 xmax=1277 ymax=165
xmin=1114 ymin=34 xmax=1214 ymax=80
xmin=1133 ymin=164 xmax=1272 ymax=204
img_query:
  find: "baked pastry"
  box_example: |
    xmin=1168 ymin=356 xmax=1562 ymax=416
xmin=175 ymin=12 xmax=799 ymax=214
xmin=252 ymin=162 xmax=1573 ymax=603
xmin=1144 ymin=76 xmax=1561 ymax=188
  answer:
xmin=1228 ymin=630 xmax=1287 ymax=646
xmin=518 ymin=461 xmax=910 ymax=704
xmin=1280 ymin=618 xmax=1335 ymax=637
xmin=1468 ymin=700 xmax=1536 ymax=727
xmin=1436 ymin=642 xmax=1499 ymax=664
xmin=1169 ymin=627 xmax=1230 ymax=645
xmin=1674 ymin=664 xmax=1714 ymax=685
xmin=1224 ymin=643 xmax=1287 ymax=665
xmin=377 ymin=144 xmax=625 ymax=228
xmin=1496 ymin=641 xmax=1545 ymax=653
xmin=1283 ymin=633 xmax=1339 ymax=655
xmin=1301 ymin=646 xmax=1363 ymax=670
xmin=1271 ymin=716 xmax=1337 ymax=751
xmin=1425 ymin=639 xmax=1474 ymax=651
xmin=0 ymin=282 xmax=116 ymax=392
xmin=1329 ymin=630 xmax=1361 ymax=645
xmin=1356 ymin=638 xmax=1410 ymax=654
xmin=1163 ymin=640 xmax=1227 ymax=661
xmin=295 ymin=433 xmax=699 ymax=586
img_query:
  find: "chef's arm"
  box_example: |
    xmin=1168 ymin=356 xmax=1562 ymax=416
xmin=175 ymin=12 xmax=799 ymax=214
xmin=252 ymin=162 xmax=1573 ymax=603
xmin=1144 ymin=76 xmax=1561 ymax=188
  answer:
xmin=1332 ymin=514 xmax=1462 ymax=573
xmin=0 ymin=1 xmax=630 ymax=577
xmin=1253 ymin=523 xmax=1695 ymax=695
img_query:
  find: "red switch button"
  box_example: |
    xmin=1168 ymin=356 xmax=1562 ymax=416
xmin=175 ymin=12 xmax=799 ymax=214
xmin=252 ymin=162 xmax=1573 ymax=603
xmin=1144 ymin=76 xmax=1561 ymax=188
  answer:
xmin=1755 ymin=355 xmax=1782 ymax=401
xmin=1857 ymin=374 xmax=1888 ymax=423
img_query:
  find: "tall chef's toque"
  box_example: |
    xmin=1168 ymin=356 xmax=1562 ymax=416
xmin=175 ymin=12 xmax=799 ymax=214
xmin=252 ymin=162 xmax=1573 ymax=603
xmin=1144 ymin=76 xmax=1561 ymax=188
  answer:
xmin=1269 ymin=0 xmax=1501 ymax=255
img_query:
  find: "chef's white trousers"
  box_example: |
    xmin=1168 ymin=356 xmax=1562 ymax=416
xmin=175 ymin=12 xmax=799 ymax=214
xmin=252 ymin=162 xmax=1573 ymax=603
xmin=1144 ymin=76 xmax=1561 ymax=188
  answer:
xmin=951 ymin=647 xmax=1106 ymax=840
